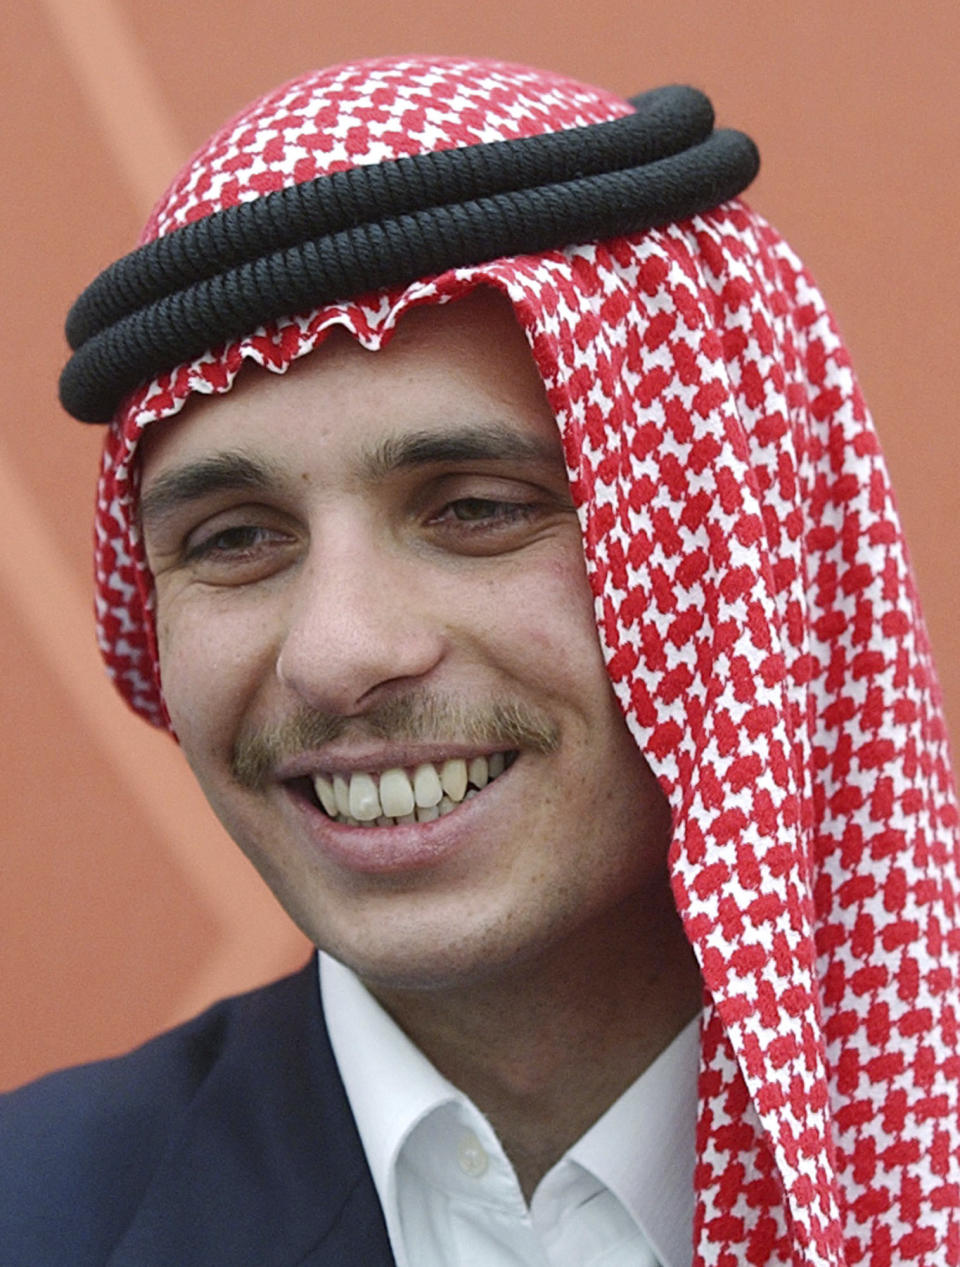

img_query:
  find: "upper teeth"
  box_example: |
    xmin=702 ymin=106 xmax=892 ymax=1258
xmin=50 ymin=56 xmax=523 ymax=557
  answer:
xmin=313 ymin=754 xmax=507 ymax=825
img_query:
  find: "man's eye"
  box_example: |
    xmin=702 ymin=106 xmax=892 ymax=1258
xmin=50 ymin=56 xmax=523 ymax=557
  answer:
xmin=183 ymin=524 xmax=295 ymax=568
xmin=434 ymin=498 xmax=533 ymax=526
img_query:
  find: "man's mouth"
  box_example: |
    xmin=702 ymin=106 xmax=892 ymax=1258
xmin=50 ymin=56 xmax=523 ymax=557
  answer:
xmin=300 ymin=752 xmax=516 ymax=826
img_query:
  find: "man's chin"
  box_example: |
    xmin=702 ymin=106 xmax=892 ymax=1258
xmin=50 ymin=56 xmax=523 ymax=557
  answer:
xmin=319 ymin=926 xmax=550 ymax=1000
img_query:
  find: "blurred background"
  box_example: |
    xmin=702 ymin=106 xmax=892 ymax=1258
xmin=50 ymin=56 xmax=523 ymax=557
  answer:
xmin=2 ymin=0 xmax=958 ymax=1091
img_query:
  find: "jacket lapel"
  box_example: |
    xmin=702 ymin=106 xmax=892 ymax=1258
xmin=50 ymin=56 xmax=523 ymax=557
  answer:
xmin=107 ymin=963 xmax=396 ymax=1266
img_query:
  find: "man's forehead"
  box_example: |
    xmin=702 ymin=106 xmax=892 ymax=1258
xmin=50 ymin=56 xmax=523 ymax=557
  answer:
xmin=137 ymin=291 xmax=561 ymax=488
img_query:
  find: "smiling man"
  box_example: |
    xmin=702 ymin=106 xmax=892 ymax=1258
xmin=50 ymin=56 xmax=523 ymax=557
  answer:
xmin=3 ymin=56 xmax=958 ymax=1267
xmin=139 ymin=292 xmax=701 ymax=1229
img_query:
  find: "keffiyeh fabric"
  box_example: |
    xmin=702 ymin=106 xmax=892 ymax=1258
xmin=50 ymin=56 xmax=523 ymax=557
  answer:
xmin=86 ymin=56 xmax=959 ymax=1266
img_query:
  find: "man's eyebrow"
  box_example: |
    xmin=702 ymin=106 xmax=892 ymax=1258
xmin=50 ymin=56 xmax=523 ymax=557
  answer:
xmin=139 ymin=452 xmax=280 ymax=527
xmin=139 ymin=423 xmax=562 ymax=526
xmin=359 ymin=422 xmax=561 ymax=480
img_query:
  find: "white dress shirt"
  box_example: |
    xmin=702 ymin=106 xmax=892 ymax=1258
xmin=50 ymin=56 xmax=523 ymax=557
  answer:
xmin=319 ymin=953 xmax=698 ymax=1267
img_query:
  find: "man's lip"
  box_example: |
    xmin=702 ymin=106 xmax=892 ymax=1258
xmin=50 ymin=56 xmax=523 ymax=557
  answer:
xmin=274 ymin=743 xmax=515 ymax=781
xmin=284 ymin=774 xmax=504 ymax=874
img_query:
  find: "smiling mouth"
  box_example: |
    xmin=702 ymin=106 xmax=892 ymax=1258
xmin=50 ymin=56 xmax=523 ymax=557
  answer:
xmin=295 ymin=752 xmax=516 ymax=826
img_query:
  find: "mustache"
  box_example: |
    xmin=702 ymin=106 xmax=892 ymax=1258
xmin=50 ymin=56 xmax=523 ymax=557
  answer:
xmin=231 ymin=694 xmax=560 ymax=790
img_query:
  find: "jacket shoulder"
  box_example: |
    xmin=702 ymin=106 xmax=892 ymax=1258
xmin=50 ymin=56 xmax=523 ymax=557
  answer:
xmin=0 ymin=966 xmax=316 ymax=1265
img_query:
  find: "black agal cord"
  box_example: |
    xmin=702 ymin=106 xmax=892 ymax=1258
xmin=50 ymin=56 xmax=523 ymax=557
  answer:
xmin=60 ymin=85 xmax=758 ymax=423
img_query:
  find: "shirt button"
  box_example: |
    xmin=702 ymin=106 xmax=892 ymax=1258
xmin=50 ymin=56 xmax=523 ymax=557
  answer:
xmin=456 ymin=1130 xmax=489 ymax=1178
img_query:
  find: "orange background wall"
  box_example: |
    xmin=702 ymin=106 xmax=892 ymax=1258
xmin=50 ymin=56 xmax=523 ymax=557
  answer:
xmin=2 ymin=0 xmax=958 ymax=1091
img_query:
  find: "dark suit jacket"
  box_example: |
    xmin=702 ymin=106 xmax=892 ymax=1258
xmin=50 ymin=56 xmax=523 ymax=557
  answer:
xmin=0 ymin=964 xmax=396 ymax=1266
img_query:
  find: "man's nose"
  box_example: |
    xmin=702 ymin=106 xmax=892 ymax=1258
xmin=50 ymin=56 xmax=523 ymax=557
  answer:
xmin=274 ymin=527 xmax=446 ymax=715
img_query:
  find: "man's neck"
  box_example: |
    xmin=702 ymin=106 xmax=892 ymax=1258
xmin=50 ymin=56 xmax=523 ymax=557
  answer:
xmin=366 ymin=885 xmax=702 ymax=1200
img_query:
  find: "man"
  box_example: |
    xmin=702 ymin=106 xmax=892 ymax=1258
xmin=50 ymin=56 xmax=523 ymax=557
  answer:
xmin=2 ymin=56 xmax=957 ymax=1267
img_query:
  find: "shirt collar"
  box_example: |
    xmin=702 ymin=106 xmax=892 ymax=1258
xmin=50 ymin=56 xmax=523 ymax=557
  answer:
xmin=319 ymin=951 xmax=698 ymax=1267
xmin=568 ymin=1011 xmax=698 ymax=1267
xmin=319 ymin=952 xmax=460 ymax=1232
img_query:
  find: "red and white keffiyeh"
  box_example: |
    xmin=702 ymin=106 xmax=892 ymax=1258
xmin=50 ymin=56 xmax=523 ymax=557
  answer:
xmin=89 ymin=56 xmax=959 ymax=1266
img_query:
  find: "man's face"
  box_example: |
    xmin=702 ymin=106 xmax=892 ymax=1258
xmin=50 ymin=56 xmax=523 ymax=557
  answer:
xmin=140 ymin=290 xmax=673 ymax=993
